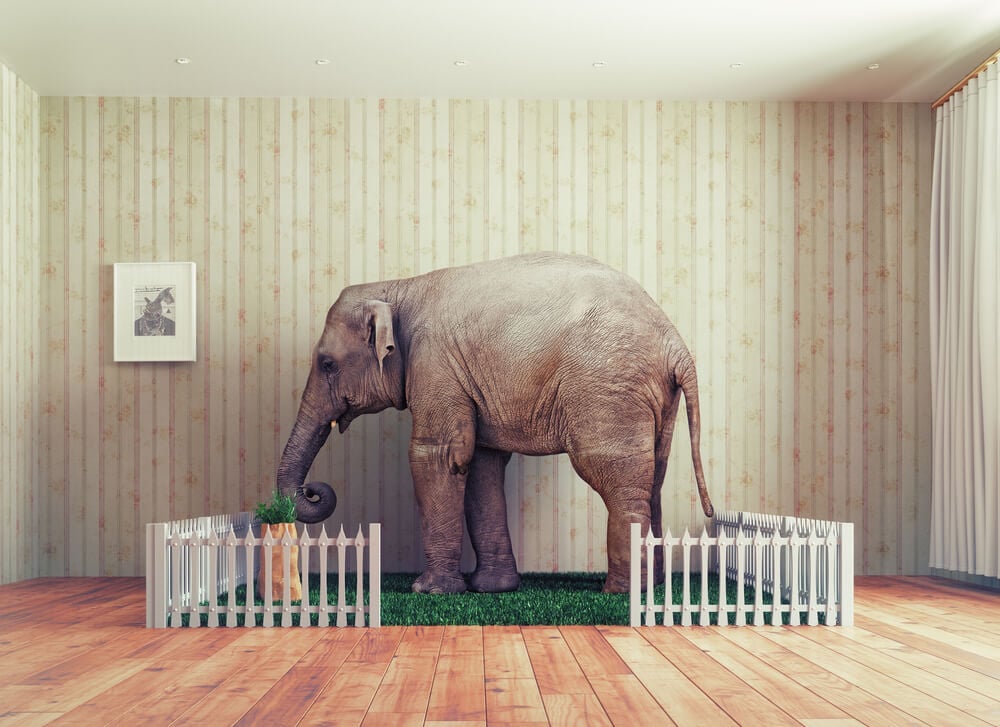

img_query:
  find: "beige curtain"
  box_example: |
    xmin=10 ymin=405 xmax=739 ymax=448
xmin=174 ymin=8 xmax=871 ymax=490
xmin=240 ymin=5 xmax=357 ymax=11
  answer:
xmin=930 ymin=60 xmax=1000 ymax=577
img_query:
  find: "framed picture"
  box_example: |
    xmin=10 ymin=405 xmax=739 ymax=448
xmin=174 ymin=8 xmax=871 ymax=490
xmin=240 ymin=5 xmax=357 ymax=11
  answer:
xmin=113 ymin=262 xmax=197 ymax=362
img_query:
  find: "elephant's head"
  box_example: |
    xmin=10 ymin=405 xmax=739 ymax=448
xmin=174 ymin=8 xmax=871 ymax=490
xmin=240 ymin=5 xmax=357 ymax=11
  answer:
xmin=276 ymin=294 xmax=406 ymax=523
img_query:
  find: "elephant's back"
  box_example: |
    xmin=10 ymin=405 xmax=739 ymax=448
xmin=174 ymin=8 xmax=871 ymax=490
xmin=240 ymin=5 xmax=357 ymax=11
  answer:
xmin=409 ymin=252 xmax=672 ymax=349
xmin=414 ymin=252 xmax=674 ymax=379
xmin=421 ymin=252 xmax=658 ymax=315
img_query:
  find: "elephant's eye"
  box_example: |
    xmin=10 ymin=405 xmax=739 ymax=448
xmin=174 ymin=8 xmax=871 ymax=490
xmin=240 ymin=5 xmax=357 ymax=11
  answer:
xmin=319 ymin=356 xmax=337 ymax=374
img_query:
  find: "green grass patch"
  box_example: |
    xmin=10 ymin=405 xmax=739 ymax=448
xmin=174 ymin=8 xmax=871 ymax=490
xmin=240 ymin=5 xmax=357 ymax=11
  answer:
xmin=180 ymin=572 xmax=823 ymax=626
xmin=383 ymin=572 xmax=624 ymax=626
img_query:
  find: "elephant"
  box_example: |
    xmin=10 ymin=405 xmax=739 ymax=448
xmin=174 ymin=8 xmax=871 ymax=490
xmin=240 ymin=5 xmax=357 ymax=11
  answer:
xmin=276 ymin=252 xmax=714 ymax=594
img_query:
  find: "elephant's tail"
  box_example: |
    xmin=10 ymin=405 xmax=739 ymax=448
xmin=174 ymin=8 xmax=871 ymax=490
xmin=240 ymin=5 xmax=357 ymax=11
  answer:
xmin=677 ymin=358 xmax=715 ymax=518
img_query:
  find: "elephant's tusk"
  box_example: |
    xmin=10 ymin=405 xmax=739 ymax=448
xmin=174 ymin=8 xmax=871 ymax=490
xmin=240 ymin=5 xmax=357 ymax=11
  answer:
xmin=330 ymin=420 xmax=337 ymax=428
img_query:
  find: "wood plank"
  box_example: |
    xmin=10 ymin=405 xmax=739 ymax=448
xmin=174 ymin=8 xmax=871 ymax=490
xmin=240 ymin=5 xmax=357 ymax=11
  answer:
xmin=0 ymin=579 xmax=139 ymax=627
xmin=0 ymin=711 xmax=63 ymax=726
xmin=0 ymin=686 xmax=58 ymax=718
xmin=170 ymin=630 xmax=327 ymax=725
xmin=296 ymin=628 xmax=368 ymax=668
xmin=299 ymin=628 xmax=405 ymax=726
xmin=676 ymin=627 xmax=850 ymax=721
xmin=48 ymin=662 xmax=195 ymax=725
xmin=121 ymin=625 xmax=244 ymax=661
xmin=360 ymin=713 xmax=424 ymax=727
xmin=717 ymin=626 xmax=935 ymax=726
xmin=394 ymin=625 xmax=446 ymax=657
xmin=541 ymin=693 xmax=612 ymax=726
xmin=0 ymin=630 xmax=133 ymax=682
xmin=858 ymin=599 xmax=1000 ymax=667
xmin=5 ymin=577 xmax=1000 ymax=726
xmin=867 ymin=576 xmax=1000 ymax=615
xmin=104 ymin=676 xmax=219 ymax=725
xmin=0 ymin=625 xmax=68 ymax=655
xmin=855 ymin=578 xmax=1000 ymax=635
xmin=521 ymin=626 xmax=592 ymax=695
xmin=917 ymin=576 xmax=1000 ymax=605
xmin=837 ymin=623 xmax=1000 ymax=700
xmin=557 ymin=626 xmax=630 ymax=677
xmin=367 ymin=654 xmax=438 ymax=713
xmin=483 ymin=625 xmax=536 ymax=681
xmin=3 ymin=654 xmax=148 ymax=714
xmin=793 ymin=625 xmax=1000 ymax=724
xmin=426 ymin=651 xmax=486 ymax=721
xmin=105 ymin=631 xmax=305 ymax=725
xmin=758 ymin=627 xmax=992 ymax=726
xmin=855 ymin=613 xmax=1000 ymax=679
xmin=19 ymin=631 xmax=161 ymax=686
xmin=485 ymin=677 xmax=549 ymax=724
xmin=367 ymin=626 xmax=443 ymax=714
xmin=234 ymin=665 xmax=337 ymax=725
xmin=587 ymin=674 xmax=674 ymax=726
xmin=596 ymin=626 xmax=671 ymax=665
xmin=439 ymin=624 xmax=483 ymax=655
xmin=346 ymin=626 xmax=408 ymax=662
xmin=860 ymin=581 xmax=1000 ymax=636
xmin=642 ymin=628 xmax=801 ymax=726
xmin=300 ymin=662 xmax=392 ymax=727
xmin=426 ymin=625 xmax=486 ymax=722
xmin=598 ymin=627 xmax=738 ymax=726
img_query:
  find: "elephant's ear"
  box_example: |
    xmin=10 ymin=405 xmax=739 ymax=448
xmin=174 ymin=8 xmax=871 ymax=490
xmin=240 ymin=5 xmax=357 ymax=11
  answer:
xmin=365 ymin=300 xmax=395 ymax=375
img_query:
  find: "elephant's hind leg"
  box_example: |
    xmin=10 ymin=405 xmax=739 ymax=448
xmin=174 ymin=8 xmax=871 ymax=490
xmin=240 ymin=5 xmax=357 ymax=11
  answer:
xmin=650 ymin=390 xmax=681 ymax=585
xmin=465 ymin=447 xmax=520 ymax=592
xmin=568 ymin=437 xmax=655 ymax=594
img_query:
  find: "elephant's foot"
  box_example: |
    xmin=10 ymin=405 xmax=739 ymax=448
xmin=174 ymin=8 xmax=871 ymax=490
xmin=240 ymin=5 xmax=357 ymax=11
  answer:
xmin=412 ymin=570 xmax=467 ymax=594
xmin=468 ymin=567 xmax=520 ymax=593
xmin=602 ymin=572 xmax=631 ymax=594
xmin=602 ymin=564 xmax=664 ymax=593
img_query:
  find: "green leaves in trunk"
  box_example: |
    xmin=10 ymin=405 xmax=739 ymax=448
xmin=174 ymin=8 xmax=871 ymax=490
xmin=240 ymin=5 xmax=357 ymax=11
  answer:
xmin=254 ymin=490 xmax=297 ymax=524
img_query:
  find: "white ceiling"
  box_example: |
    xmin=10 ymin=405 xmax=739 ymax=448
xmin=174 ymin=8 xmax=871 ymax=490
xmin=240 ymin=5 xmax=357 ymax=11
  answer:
xmin=1 ymin=0 xmax=999 ymax=101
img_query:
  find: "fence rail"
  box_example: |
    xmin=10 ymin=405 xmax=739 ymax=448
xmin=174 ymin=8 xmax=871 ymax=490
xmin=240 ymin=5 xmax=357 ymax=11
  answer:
xmin=146 ymin=513 xmax=381 ymax=628
xmin=630 ymin=510 xmax=853 ymax=627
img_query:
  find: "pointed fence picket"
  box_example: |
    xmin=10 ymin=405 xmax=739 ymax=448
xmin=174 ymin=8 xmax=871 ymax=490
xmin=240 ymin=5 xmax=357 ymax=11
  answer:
xmin=629 ymin=510 xmax=853 ymax=627
xmin=146 ymin=513 xmax=381 ymax=628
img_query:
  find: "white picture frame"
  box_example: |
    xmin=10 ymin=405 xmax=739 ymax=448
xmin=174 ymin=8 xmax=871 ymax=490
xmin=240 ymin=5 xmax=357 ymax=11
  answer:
xmin=113 ymin=262 xmax=197 ymax=362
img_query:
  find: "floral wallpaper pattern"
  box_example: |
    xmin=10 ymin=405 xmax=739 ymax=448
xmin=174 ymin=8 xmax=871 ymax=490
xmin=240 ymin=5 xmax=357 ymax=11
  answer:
xmin=0 ymin=63 xmax=40 ymax=585
xmin=29 ymin=96 xmax=935 ymax=578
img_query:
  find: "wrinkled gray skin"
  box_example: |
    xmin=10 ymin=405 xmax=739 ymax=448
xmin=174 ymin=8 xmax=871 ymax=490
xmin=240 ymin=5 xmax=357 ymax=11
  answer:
xmin=276 ymin=252 xmax=714 ymax=594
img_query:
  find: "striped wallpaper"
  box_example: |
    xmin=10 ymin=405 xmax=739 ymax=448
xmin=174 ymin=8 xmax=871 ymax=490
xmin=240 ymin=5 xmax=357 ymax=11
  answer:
xmin=0 ymin=64 xmax=40 ymax=585
xmin=27 ymin=96 xmax=935 ymax=579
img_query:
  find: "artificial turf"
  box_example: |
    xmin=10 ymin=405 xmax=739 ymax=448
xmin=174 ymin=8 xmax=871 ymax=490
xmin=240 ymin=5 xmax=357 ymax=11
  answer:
xmin=185 ymin=571 xmax=822 ymax=627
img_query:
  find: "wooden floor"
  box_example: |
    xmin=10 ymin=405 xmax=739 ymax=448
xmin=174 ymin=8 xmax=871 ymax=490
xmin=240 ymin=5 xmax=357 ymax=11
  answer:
xmin=2 ymin=578 xmax=1000 ymax=726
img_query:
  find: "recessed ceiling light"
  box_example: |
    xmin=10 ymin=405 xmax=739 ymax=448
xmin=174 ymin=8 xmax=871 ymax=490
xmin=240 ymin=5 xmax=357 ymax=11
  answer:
xmin=592 ymin=60 xmax=608 ymax=68
xmin=315 ymin=58 xmax=331 ymax=66
xmin=867 ymin=63 xmax=881 ymax=70
xmin=730 ymin=62 xmax=744 ymax=69
xmin=174 ymin=57 xmax=191 ymax=65
xmin=454 ymin=59 xmax=469 ymax=67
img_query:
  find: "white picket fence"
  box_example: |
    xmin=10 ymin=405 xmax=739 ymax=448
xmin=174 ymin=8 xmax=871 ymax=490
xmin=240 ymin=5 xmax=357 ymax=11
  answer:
xmin=145 ymin=513 xmax=381 ymax=628
xmin=630 ymin=510 xmax=854 ymax=627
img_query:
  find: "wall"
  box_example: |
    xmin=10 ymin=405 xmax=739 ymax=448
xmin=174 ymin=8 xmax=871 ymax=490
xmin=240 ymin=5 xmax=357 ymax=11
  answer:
xmin=0 ymin=63 xmax=40 ymax=585
xmin=38 ymin=97 xmax=934 ymax=577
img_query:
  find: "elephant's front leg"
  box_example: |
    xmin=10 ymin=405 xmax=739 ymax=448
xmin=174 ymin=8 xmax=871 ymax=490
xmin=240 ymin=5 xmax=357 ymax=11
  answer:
xmin=465 ymin=447 xmax=519 ymax=592
xmin=408 ymin=418 xmax=476 ymax=594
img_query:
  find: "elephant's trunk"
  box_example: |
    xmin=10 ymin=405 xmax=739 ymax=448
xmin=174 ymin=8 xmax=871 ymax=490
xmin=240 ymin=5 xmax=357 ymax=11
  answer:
xmin=276 ymin=409 xmax=338 ymax=523
xmin=677 ymin=357 xmax=715 ymax=518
